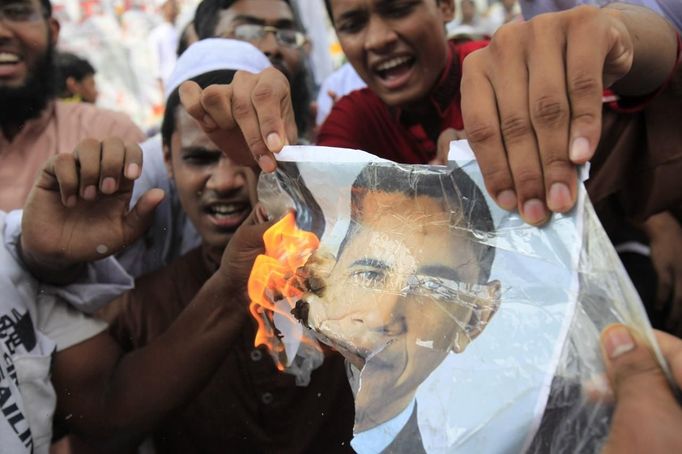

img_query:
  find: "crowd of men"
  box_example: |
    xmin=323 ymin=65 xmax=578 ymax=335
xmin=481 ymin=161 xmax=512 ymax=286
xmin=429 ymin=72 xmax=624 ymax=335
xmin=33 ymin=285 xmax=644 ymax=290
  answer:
xmin=1 ymin=0 xmax=681 ymax=453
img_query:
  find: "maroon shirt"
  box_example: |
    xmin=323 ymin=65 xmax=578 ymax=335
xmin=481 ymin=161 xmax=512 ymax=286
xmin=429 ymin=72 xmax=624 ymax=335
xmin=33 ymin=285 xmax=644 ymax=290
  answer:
xmin=317 ymin=40 xmax=488 ymax=164
xmin=102 ymin=247 xmax=355 ymax=454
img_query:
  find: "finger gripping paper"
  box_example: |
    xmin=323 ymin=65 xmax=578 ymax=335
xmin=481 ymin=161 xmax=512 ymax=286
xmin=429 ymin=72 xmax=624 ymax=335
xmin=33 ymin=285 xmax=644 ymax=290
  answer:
xmin=247 ymin=143 xmax=666 ymax=453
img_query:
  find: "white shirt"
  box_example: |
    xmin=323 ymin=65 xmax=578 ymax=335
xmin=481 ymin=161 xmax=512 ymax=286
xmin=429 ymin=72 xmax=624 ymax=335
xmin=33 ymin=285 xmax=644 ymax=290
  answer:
xmin=1 ymin=211 xmax=132 ymax=453
xmin=149 ymin=21 xmax=179 ymax=86
xmin=315 ymin=63 xmax=366 ymax=127
xmin=351 ymin=399 xmax=416 ymax=454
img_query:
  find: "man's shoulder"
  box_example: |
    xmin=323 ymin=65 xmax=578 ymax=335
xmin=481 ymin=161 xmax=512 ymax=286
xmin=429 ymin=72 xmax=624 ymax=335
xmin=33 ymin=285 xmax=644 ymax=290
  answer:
xmin=55 ymin=101 xmax=145 ymax=142
xmin=55 ymin=101 xmax=132 ymax=124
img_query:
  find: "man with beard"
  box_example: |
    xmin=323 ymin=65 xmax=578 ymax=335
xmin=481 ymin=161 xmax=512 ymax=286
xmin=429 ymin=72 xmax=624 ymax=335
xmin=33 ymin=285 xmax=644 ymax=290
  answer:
xmin=194 ymin=0 xmax=313 ymax=138
xmin=0 ymin=0 xmax=144 ymax=211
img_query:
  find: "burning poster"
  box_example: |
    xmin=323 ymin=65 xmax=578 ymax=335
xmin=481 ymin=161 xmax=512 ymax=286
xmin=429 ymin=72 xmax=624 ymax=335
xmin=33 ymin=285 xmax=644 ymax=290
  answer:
xmin=248 ymin=143 xmax=662 ymax=453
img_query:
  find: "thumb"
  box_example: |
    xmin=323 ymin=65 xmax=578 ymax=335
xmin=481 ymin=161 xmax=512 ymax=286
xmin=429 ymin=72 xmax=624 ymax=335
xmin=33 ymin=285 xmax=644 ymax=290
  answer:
xmin=122 ymin=188 xmax=165 ymax=243
xmin=601 ymin=325 xmax=682 ymax=454
xmin=601 ymin=324 xmax=673 ymax=401
xmin=179 ymin=81 xmax=215 ymax=130
xmin=601 ymin=324 xmax=681 ymax=453
xmin=239 ymin=217 xmax=276 ymax=251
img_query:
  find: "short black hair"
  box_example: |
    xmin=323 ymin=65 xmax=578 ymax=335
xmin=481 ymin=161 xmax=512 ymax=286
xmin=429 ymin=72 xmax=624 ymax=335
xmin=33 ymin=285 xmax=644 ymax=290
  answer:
xmin=343 ymin=164 xmax=496 ymax=283
xmin=55 ymin=52 xmax=95 ymax=96
xmin=325 ymin=0 xmax=444 ymax=24
xmin=177 ymin=22 xmax=195 ymax=56
xmin=161 ymin=69 xmax=237 ymax=148
xmin=40 ymin=0 xmax=52 ymax=17
xmin=194 ymin=0 xmax=292 ymax=40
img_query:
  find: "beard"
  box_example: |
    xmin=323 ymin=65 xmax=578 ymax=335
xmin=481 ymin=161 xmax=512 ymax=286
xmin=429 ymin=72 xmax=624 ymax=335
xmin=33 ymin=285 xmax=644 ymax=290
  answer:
xmin=0 ymin=44 xmax=57 ymax=127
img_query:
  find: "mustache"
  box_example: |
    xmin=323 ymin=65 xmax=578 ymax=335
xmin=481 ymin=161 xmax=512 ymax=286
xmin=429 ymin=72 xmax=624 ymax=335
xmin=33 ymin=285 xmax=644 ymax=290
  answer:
xmin=0 ymin=44 xmax=56 ymax=126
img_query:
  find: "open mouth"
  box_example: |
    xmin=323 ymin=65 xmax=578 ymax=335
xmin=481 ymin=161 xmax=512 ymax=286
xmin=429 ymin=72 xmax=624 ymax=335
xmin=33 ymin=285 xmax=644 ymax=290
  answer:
xmin=372 ymin=55 xmax=416 ymax=90
xmin=204 ymin=202 xmax=251 ymax=229
xmin=0 ymin=52 xmax=23 ymax=78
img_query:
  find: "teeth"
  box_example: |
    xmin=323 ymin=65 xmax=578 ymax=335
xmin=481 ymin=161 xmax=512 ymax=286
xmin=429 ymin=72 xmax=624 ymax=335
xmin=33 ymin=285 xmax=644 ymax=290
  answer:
xmin=376 ymin=56 xmax=411 ymax=72
xmin=0 ymin=53 xmax=19 ymax=63
xmin=209 ymin=204 xmax=243 ymax=215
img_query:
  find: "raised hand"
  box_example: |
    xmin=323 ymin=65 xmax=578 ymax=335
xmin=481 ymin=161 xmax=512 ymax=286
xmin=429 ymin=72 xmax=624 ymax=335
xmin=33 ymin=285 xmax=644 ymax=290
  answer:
xmin=461 ymin=4 xmax=678 ymax=225
xmin=179 ymin=67 xmax=298 ymax=173
xmin=21 ymin=138 xmax=164 ymax=280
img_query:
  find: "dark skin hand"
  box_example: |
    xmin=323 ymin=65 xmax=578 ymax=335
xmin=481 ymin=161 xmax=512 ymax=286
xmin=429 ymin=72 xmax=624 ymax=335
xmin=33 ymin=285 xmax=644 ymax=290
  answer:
xmin=460 ymin=4 xmax=678 ymax=225
xmin=179 ymin=66 xmax=298 ymax=174
xmin=21 ymin=138 xmax=163 ymax=284
xmin=179 ymin=5 xmax=677 ymax=228
xmin=51 ymin=208 xmax=272 ymax=451
xmin=601 ymin=325 xmax=682 ymax=453
xmin=642 ymin=213 xmax=682 ymax=335
xmin=23 ymin=139 xmax=273 ymax=451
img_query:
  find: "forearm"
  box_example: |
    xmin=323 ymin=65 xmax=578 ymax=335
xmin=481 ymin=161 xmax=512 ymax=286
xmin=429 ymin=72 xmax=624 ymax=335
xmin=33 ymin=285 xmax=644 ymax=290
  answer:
xmin=57 ymin=271 xmax=250 ymax=450
xmin=606 ymin=3 xmax=679 ymax=96
xmin=641 ymin=211 xmax=676 ymax=238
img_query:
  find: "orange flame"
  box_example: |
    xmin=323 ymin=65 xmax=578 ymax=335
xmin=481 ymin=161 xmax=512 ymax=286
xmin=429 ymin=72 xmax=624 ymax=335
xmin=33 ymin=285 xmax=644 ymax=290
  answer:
xmin=248 ymin=212 xmax=321 ymax=371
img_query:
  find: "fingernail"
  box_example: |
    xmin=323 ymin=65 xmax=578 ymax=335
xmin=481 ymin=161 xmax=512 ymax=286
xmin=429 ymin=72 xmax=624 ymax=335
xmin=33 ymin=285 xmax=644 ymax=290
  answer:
xmin=126 ymin=163 xmax=140 ymax=179
xmin=522 ymin=199 xmax=547 ymax=225
xmin=203 ymin=114 xmax=217 ymax=129
xmin=569 ymin=137 xmax=591 ymax=163
xmin=66 ymin=195 xmax=77 ymax=207
xmin=604 ymin=326 xmax=635 ymax=360
xmin=548 ymin=182 xmax=572 ymax=212
xmin=101 ymin=177 xmax=117 ymax=194
xmin=266 ymin=133 xmax=282 ymax=151
xmin=83 ymin=185 xmax=97 ymax=200
xmin=258 ymin=154 xmax=277 ymax=173
xmin=496 ymin=190 xmax=517 ymax=211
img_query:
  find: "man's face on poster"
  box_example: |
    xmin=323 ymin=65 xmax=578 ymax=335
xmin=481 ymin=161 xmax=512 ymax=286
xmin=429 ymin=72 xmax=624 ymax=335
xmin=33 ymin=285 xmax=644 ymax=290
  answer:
xmin=302 ymin=190 xmax=499 ymax=429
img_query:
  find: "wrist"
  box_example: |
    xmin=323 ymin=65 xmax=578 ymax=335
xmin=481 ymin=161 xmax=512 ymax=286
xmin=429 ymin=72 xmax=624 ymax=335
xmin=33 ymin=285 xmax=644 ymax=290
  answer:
xmin=642 ymin=212 xmax=677 ymax=239
xmin=18 ymin=234 xmax=85 ymax=285
xmin=207 ymin=267 xmax=250 ymax=308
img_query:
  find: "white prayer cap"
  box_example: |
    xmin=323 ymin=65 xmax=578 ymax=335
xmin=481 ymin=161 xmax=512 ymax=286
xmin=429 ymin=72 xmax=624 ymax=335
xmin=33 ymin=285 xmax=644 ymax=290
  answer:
xmin=165 ymin=38 xmax=272 ymax=99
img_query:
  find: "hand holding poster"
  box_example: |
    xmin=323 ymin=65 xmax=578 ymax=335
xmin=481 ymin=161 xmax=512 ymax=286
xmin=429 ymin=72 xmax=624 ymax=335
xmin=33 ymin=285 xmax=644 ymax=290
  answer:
xmin=248 ymin=142 xmax=669 ymax=453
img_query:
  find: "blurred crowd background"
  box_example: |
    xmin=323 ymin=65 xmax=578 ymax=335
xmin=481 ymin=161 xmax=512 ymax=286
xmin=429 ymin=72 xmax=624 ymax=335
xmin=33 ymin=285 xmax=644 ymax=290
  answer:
xmin=50 ymin=0 xmax=520 ymax=132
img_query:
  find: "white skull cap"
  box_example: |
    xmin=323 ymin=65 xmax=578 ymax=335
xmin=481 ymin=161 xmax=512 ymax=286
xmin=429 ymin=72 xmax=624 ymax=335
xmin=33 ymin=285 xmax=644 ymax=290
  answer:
xmin=164 ymin=38 xmax=272 ymax=99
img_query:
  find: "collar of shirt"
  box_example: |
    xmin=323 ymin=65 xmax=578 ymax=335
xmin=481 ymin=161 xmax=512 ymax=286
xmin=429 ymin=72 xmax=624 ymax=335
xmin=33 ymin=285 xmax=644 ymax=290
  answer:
xmin=350 ymin=398 xmax=416 ymax=454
